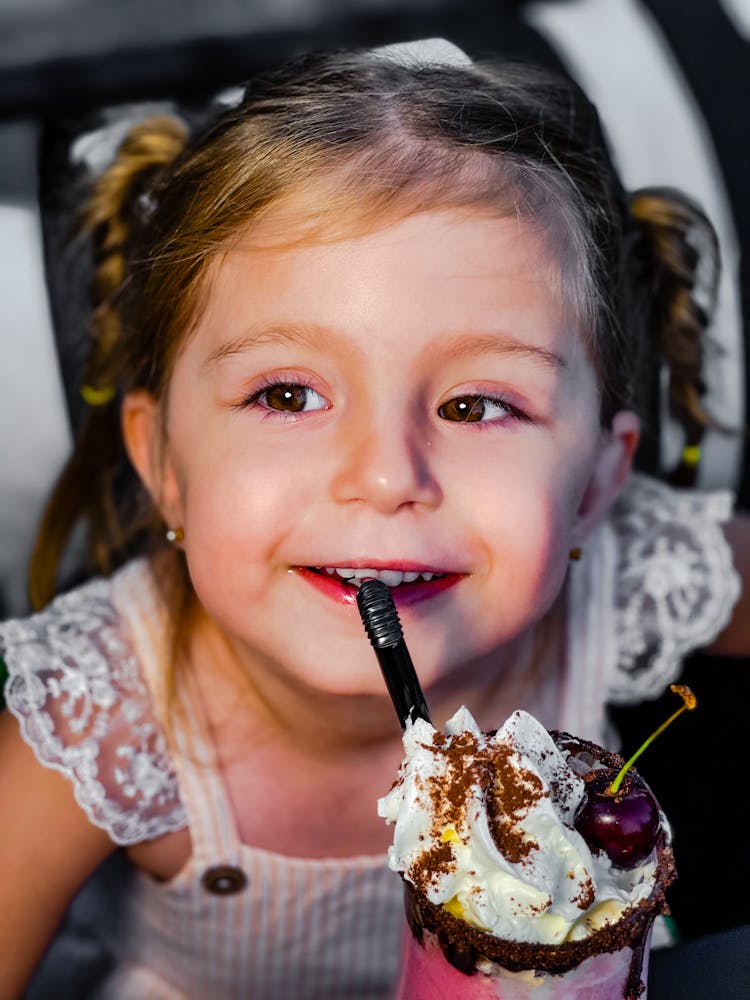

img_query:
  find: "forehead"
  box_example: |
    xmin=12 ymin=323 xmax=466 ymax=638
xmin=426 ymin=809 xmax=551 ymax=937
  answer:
xmin=217 ymin=183 xmax=563 ymax=291
xmin=217 ymin=196 xmax=549 ymax=283
xmin=209 ymin=156 xmax=590 ymax=324
xmin=192 ymin=205 xmax=586 ymax=380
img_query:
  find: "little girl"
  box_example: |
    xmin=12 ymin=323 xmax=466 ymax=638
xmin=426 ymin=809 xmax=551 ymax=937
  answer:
xmin=1 ymin=38 xmax=748 ymax=1000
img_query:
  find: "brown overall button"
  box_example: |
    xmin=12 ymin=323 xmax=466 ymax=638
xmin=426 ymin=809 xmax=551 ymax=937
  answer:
xmin=201 ymin=865 xmax=248 ymax=895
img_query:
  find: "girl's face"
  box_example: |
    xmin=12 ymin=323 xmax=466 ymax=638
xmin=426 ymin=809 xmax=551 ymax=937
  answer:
xmin=126 ymin=206 xmax=638 ymax=697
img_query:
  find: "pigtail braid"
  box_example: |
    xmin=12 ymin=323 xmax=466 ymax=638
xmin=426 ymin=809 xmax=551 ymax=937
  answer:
xmin=629 ymin=187 xmax=721 ymax=485
xmin=81 ymin=116 xmax=189 ymax=395
xmin=29 ymin=116 xmax=189 ymax=610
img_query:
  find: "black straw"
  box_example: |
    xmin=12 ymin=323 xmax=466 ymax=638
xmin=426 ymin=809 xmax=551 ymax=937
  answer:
xmin=356 ymin=579 xmax=432 ymax=730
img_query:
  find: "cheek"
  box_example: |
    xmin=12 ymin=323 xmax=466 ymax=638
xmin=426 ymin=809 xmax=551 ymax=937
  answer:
xmin=181 ymin=477 xmax=283 ymax=567
xmin=171 ymin=418 xmax=296 ymax=530
xmin=505 ymin=494 xmax=573 ymax=591
xmin=467 ymin=460 xmax=584 ymax=602
xmin=175 ymin=434 xmax=330 ymax=604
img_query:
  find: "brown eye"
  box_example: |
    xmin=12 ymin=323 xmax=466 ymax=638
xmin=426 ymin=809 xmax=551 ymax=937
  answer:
xmin=265 ymin=384 xmax=308 ymax=412
xmin=438 ymin=396 xmax=487 ymax=422
xmin=256 ymin=383 xmax=327 ymax=413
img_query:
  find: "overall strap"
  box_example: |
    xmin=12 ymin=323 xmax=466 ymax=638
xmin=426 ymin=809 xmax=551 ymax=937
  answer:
xmin=171 ymin=669 xmax=245 ymax=866
xmin=112 ymin=560 xmax=243 ymax=866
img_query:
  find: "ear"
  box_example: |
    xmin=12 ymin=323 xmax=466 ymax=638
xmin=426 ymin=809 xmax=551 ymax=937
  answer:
xmin=121 ymin=389 xmax=184 ymax=527
xmin=572 ymin=410 xmax=640 ymax=545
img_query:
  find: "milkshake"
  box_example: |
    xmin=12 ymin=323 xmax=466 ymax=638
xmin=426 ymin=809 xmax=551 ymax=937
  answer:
xmin=378 ymin=707 xmax=677 ymax=999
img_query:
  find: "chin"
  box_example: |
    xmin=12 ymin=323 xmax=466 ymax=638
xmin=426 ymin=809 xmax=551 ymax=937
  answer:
xmin=299 ymin=669 xmax=394 ymax=700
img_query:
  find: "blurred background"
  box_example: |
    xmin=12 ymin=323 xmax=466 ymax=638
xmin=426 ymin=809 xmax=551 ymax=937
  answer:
xmin=0 ymin=0 xmax=748 ymax=943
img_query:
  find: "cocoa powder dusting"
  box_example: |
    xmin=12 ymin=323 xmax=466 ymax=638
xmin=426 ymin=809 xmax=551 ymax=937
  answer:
xmin=486 ymin=744 xmax=544 ymax=863
xmin=571 ymin=875 xmax=596 ymax=911
xmin=417 ymin=727 xmax=549 ymax=870
xmin=411 ymin=730 xmax=489 ymax=887
xmin=411 ymin=840 xmax=456 ymax=893
xmin=425 ymin=731 xmax=482 ymax=835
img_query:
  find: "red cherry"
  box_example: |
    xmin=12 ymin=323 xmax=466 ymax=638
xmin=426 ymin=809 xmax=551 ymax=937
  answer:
xmin=573 ymin=685 xmax=697 ymax=870
xmin=574 ymin=768 xmax=660 ymax=869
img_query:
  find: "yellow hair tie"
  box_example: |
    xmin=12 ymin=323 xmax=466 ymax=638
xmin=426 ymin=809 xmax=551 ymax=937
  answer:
xmin=80 ymin=384 xmax=116 ymax=406
xmin=681 ymin=444 xmax=701 ymax=468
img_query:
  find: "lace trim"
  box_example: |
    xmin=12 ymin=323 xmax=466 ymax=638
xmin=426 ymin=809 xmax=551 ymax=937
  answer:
xmin=0 ymin=576 xmax=187 ymax=845
xmin=608 ymin=474 xmax=741 ymax=702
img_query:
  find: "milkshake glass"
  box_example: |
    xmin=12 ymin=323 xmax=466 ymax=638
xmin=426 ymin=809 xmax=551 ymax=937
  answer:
xmin=380 ymin=710 xmax=676 ymax=1000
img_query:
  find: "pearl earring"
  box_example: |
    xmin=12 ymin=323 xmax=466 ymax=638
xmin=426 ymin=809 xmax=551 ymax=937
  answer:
xmin=166 ymin=527 xmax=185 ymax=544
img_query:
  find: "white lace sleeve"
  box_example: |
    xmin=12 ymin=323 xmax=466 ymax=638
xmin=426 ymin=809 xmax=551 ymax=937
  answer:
xmin=607 ymin=473 xmax=741 ymax=703
xmin=0 ymin=577 xmax=187 ymax=845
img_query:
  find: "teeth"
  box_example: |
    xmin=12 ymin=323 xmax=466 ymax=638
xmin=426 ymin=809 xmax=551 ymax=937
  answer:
xmin=317 ymin=567 xmax=445 ymax=588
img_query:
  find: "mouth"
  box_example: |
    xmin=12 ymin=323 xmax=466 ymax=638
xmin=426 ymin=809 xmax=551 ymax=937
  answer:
xmin=295 ymin=565 xmax=463 ymax=607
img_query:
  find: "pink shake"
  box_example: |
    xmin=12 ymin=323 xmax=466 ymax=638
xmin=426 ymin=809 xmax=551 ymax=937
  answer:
xmin=394 ymin=895 xmax=657 ymax=999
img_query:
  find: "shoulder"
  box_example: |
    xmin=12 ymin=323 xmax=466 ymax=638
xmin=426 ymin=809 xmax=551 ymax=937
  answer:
xmin=0 ymin=562 xmax=187 ymax=844
xmin=602 ymin=473 xmax=740 ymax=701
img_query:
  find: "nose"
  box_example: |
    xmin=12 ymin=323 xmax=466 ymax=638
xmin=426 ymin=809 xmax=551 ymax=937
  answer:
xmin=330 ymin=414 xmax=443 ymax=514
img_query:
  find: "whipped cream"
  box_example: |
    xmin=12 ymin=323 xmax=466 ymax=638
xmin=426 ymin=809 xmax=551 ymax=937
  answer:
xmin=378 ymin=707 xmax=663 ymax=945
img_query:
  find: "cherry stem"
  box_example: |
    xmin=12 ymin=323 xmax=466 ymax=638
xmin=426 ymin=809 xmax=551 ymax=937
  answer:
xmin=609 ymin=684 xmax=697 ymax=794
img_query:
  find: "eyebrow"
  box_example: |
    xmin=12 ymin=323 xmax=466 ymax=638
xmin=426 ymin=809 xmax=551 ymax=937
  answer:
xmin=203 ymin=323 xmax=327 ymax=368
xmin=203 ymin=323 xmax=567 ymax=371
xmin=433 ymin=332 xmax=568 ymax=371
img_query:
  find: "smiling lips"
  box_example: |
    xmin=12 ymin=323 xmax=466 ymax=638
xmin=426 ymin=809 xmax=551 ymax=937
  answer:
xmin=297 ymin=565 xmax=462 ymax=606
